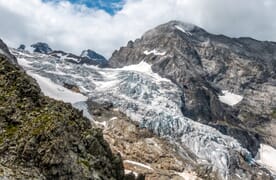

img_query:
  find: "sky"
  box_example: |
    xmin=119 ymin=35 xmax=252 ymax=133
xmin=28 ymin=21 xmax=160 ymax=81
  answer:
xmin=0 ymin=0 xmax=276 ymax=58
xmin=43 ymin=0 xmax=125 ymax=15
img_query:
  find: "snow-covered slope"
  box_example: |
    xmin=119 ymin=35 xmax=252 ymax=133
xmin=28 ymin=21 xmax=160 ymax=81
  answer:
xmin=10 ymin=48 xmax=273 ymax=179
xmin=26 ymin=71 xmax=87 ymax=104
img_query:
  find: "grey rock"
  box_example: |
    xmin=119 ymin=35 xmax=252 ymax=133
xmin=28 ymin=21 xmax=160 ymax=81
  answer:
xmin=80 ymin=49 xmax=108 ymax=66
xmin=0 ymin=39 xmax=17 ymax=64
xmin=31 ymin=42 xmax=52 ymax=54
xmin=17 ymin=44 xmax=26 ymax=51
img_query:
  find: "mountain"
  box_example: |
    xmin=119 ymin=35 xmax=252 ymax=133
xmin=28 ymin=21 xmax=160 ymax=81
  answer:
xmin=47 ymin=49 xmax=108 ymax=67
xmin=0 ymin=40 xmax=125 ymax=179
xmin=31 ymin=42 xmax=53 ymax=54
xmin=16 ymin=42 xmax=108 ymax=67
xmin=9 ymin=31 xmax=275 ymax=179
xmin=109 ymin=21 xmax=276 ymax=156
xmin=80 ymin=49 xmax=108 ymax=66
xmin=17 ymin=44 xmax=26 ymax=51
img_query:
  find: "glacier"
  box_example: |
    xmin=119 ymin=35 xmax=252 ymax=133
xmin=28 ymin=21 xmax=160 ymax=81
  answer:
xmin=11 ymin=48 xmax=257 ymax=179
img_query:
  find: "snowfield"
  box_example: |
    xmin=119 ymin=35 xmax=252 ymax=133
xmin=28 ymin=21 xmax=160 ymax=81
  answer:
xmin=26 ymin=71 xmax=87 ymax=104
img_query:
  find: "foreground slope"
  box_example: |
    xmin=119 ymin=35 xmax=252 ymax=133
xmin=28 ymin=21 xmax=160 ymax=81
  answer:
xmin=0 ymin=44 xmax=124 ymax=179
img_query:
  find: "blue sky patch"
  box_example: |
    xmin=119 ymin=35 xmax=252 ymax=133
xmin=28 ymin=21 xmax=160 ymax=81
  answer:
xmin=44 ymin=0 xmax=125 ymax=15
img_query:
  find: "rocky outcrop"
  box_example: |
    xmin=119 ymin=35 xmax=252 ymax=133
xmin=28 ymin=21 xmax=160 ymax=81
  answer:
xmin=0 ymin=53 xmax=124 ymax=179
xmin=0 ymin=39 xmax=17 ymax=64
xmin=108 ymin=21 xmax=276 ymax=155
xmin=31 ymin=42 xmax=52 ymax=54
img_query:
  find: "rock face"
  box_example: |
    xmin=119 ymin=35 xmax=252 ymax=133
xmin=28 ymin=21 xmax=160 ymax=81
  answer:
xmin=0 ymin=51 xmax=124 ymax=179
xmin=109 ymin=21 xmax=276 ymax=155
xmin=31 ymin=42 xmax=52 ymax=54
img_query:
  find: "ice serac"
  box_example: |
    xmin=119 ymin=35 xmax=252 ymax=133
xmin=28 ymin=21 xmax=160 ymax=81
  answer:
xmin=108 ymin=20 xmax=276 ymax=156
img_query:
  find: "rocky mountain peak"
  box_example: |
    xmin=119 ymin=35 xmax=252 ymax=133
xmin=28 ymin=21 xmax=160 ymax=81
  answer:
xmin=17 ymin=44 xmax=26 ymax=51
xmin=31 ymin=42 xmax=52 ymax=54
xmin=80 ymin=49 xmax=108 ymax=66
xmin=141 ymin=20 xmax=205 ymax=41
xmin=80 ymin=49 xmax=106 ymax=61
xmin=109 ymin=20 xmax=276 ymax=160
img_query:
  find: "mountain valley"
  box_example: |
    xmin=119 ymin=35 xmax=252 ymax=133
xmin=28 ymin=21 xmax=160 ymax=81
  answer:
xmin=0 ymin=20 xmax=276 ymax=180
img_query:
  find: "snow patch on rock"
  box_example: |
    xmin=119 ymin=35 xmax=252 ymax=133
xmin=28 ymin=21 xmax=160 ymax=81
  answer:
xmin=120 ymin=61 xmax=169 ymax=82
xmin=144 ymin=49 xmax=166 ymax=56
xmin=175 ymin=25 xmax=192 ymax=35
xmin=176 ymin=171 xmax=198 ymax=180
xmin=256 ymin=144 xmax=276 ymax=173
xmin=218 ymin=90 xmax=243 ymax=106
xmin=124 ymin=160 xmax=153 ymax=170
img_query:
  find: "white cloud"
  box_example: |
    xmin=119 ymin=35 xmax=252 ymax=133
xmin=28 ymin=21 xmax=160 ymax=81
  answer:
xmin=0 ymin=0 xmax=276 ymax=58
